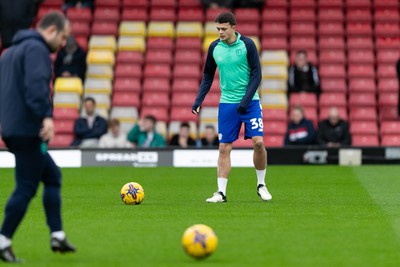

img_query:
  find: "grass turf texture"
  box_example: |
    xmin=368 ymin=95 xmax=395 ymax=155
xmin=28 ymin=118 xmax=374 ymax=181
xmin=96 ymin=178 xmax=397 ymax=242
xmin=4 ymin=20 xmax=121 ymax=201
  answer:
xmin=0 ymin=166 xmax=400 ymax=267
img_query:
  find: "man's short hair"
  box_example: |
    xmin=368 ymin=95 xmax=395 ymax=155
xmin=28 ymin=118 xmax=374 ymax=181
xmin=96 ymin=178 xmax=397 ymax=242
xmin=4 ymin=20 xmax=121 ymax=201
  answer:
xmin=215 ymin=12 xmax=236 ymax=26
xmin=205 ymin=125 xmax=215 ymax=131
xmin=38 ymin=11 xmax=68 ymax=32
xmin=180 ymin=122 xmax=190 ymax=128
xmin=296 ymin=50 xmax=307 ymax=56
xmin=109 ymin=119 xmax=120 ymax=127
xmin=144 ymin=115 xmax=157 ymax=124
xmin=84 ymin=97 xmax=96 ymax=105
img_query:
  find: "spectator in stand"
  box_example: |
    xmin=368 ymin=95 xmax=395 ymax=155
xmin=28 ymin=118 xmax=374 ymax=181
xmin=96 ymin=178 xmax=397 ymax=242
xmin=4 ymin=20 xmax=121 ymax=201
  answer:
xmin=98 ymin=119 xmax=132 ymax=148
xmin=127 ymin=115 xmax=166 ymax=148
xmin=284 ymin=106 xmax=316 ymax=146
xmin=63 ymin=0 xmax=94 ymax=12
xmin=169 ymin=122 xmax=196 ymax=148
xmin=0 ymin=0 xmax=36 ymax=48
xmin=71 ymin=97 xmax=107 ymax=147
xmin=54 ymin=35 xmax=86 ymax=82
xmin=317 ymin=107 xmax=351 ymax=147
xmin=288 ymin=50 xmax=321 ymax=95
xmin=201 ymin=125 xmax=219 ymax=147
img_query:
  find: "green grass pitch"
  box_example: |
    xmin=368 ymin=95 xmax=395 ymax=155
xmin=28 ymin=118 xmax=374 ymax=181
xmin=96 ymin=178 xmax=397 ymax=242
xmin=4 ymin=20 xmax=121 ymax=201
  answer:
xmin=1 ymin=166 xmax=400 ymax=267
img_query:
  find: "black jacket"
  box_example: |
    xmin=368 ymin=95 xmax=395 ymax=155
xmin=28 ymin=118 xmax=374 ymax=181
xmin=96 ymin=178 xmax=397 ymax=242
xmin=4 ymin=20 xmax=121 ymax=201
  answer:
xmin=284 ymin=118 xmax=316 ymax=145
xmin=169 ymin=134 xmax=196 ymax=147
xmin=71 ymin=116 xmax=108 ymax=146
xmin=201 ymin=137 xmax=219 ymax=147
xmin=54 ymin=47 xmax=87 ymax=82
xmin=317 ymin=119 xmax=351 ymax=146
xmin=288 ymin=63 xmax=321 ymax=95
xmin=0 ymin=30 xmax=52 ymax=138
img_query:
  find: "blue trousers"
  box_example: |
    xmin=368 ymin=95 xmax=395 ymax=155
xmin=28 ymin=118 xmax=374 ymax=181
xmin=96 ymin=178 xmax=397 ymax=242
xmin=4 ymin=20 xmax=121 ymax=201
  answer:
xmin=1 ymin=137 xmax=62 ymax=238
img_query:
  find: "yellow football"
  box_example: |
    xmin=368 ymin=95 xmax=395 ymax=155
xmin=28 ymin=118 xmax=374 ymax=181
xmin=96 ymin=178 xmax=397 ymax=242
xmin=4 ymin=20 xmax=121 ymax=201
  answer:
xmin=120 ymin=182 xmax=144 ymax=205
xmin=182 ymin=224 xmax=218 ymax=259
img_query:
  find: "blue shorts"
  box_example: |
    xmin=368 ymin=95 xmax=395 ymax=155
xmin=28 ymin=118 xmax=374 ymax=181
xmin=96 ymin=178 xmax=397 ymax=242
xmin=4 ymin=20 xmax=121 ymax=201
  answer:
xmin=218 ymin=100 xmax=264 ymax=143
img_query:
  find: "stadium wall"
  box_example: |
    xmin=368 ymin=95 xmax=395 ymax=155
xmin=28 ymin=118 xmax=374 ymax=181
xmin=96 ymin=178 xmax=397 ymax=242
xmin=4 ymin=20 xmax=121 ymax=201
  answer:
xmin=1 ymin=147 xmax=400 ymax=168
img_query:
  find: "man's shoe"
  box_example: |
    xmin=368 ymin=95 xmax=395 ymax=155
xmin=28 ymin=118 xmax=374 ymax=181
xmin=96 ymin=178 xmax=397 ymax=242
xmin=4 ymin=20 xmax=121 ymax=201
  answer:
xmin=51 ymin=238 xmax=76 ymax=253
xmin=0 ymin=246 xmax=22 ymax=263
xmin=257 ymin=184 xmax=272 ymax=201
xmin=206 ymin=192 xmax=227 ymax=203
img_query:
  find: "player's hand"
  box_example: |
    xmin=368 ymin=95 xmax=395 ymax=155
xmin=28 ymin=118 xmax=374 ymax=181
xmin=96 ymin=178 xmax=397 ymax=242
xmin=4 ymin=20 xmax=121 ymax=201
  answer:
xmin=237 ymin=105 xmax=247 ymax=114
xmin=40 ymin=118 xmax=55 ymax=142
xmin=192 ymin=106 xmax=201 ymax=115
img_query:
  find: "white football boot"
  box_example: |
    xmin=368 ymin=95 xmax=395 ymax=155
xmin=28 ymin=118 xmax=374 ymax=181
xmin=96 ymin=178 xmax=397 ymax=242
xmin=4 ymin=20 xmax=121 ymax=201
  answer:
xmin=206 ymin=192 xmax=227 ymax=203
xmin=257 ymin=184 xmax=272 ymax=201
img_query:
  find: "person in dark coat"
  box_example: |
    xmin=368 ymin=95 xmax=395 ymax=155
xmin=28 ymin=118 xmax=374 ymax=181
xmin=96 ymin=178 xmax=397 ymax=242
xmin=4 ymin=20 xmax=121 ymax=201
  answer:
xmin=54 ymin=35 xmax=87 ymax=82
xmin=317 ymin=107 xmax=351 ymax=147
xmin=63 ymin=0 xmax=94 ymax=12
xmin=71 ymin=97 xmax=107 ymax=147
xmin=288 ymin=50 xmax=321 ymax=95
xmin=201 ymin=124 xmax=219 ymax=147
xmin=284 ymin=106 xmax=316 ymax=145
xmin=0 ymin=12 xmax=75 ymax=263
xmin=169 ymin=122 xmax=196 ymax=148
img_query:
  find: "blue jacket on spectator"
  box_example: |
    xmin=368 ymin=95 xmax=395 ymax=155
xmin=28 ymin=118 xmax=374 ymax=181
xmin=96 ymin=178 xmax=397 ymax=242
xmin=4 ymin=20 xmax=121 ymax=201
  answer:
xmin=284 ymin=118 xmax=316 ymax=145
xmin=0 ymin=30 xmax=52 ymax=138
xmin=71 ymin=116 xmax=107 ymax=146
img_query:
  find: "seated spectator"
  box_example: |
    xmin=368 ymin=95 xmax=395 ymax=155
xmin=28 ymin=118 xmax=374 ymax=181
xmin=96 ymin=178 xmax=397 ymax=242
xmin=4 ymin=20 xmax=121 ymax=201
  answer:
xmin=63 ymin=0 xmax=94 ymax=12
xmin=54 ymin=36 xmax=86 ymax=82
xmin=201 ymin=125 xmax=219 ymax=147
xmin=317 ymin=107 xmax=351 ymax=147
xmin=284 ymin=106 xmax=316 ymax=146
xmin=71 ymin=97 xmax=107 ymax=147
xmin=169 ymin=122 xmax=196 ymax=148
xmin=98 ymin=119 xmax=132 ymax=148
xmin=127 ymin=115 xmax=166 ymax=148
xmin=288 ymin=50 xmax=321 ymax=95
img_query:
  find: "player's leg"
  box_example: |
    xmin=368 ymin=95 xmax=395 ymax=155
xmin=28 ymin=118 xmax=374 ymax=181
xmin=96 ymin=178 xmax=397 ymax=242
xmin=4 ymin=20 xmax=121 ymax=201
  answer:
xmin=0 ymin=138 xmax=44 ymax=262
xmin=41 ymin=153 xmax=76 ymax=253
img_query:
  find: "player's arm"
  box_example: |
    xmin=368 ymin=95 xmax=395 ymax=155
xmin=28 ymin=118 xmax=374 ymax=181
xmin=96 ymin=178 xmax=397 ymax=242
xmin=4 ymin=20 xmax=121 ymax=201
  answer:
xmin=192 ymin=41 xmax=218 ymax=115
xmin=237 ymin=38 xmax=262 ymax=114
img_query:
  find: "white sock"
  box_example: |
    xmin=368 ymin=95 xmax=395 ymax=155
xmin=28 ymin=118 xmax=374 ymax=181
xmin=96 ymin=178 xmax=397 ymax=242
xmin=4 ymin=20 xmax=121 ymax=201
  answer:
xmin=0 ymin=234 xmax=11 ymax=249
xmin=217 ymin=178 xmax=228 ymax=196
xmin=51 ymin=231 xmax=66 ymax=240
xmin=256 ymin=169 xmax=266 ymax=186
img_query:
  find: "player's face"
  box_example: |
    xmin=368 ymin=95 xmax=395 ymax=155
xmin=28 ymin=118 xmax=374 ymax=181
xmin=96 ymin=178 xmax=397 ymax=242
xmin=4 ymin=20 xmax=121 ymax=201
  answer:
xmin=216 ymin=23 xmax=236 ymax=43
xmin=291 ymin=109 xmax=304 ymax=124
xmin=84 ymin=100 xmax=95 ymax=116
xmin=46 ymin=23 xmax=70 ymax=52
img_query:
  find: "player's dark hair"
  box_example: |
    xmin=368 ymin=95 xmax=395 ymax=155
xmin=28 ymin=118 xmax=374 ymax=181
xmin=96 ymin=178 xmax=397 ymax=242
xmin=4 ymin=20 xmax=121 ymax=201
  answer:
xmin=296 ymin=50 xmax=307 ymax=56
xmin=180 ymin=122 xmax=190 ymax=129
xmin=215 ymin=12 xmax=236 ymax=26
xmin=84 ymin=97 xmax=96 ymax=105
xmin=38 ymin=11 xmax=68 ymax=32
xmin=144 ymin=115 xmax=157 ymax=124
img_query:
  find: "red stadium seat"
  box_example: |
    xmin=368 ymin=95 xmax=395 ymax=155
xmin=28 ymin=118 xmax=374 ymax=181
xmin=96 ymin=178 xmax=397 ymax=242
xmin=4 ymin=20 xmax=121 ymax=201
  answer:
xmin=346 ymin=22 xmax=373 ymax=36
xmin=202 ymin=93 xmax=220 ymax=107
xmin=171 ymin=92 xmax=197 ymax=107
xmin=206 ymin=8 xmax=230 ymax=21
xmin=173 ymin=64 xmax=201 ymax=80
xmin=41 ymin=0 xmax=63 ymax=7
xmin=115 ymin=64 xmax=142 ymax=79
xmin=319 ymin=107 xmax=348 ymax=121
xmin=378 ymin=93 xmax=398 ymax=108
xmin=348 ymin=78 xmax=376 ymax=93
xmin=377 ymin=64 xmax=397 ymax=79
xmin=378 ymin=79 xmax=398 ymax=93
xmin=290 ymin=22 xmax=315 ymax=36
xmin=170 ymin=107 xmax=198 ymax=122
xmin=346 ymin=8 xmax=372 ymax=22
xmin=49 ymin=135 xmax=74 ymax=148
xmin=348 ymin=50 xmax=375 ymax=64
xmin=145 ymin=50 xmax=173 ymax=65
xmin=262 ymin=37 xmax=288 ymax=50
xmin=375 ymin=23 xmax=400 ymax=37
xmin=349 ymin=93 xmax=376 ymax=107
xmin=112 ymin=92 xmax=140 ymax=107
xmin=236 ymin=23 xmax=260 ymax=37
xmin=172 ymin=78 xmax=199 ymax=92
xmin=319 ymin=37 xmax=345 ymax=50
xmin=142 ymin=78 xmax=170 ymax=92
xmin=318 ymin=0 xmax=343 ymax=8
xmin=289 ymin=93 xmax=317 ymax=108
xmin=147 ymin=38 xmax=174 ymax=50
xmin=318 ymin=8 xmax=344 ymax=22
xmin=346 ymin=0 xmax=371 ymax=8
xmin=175 ymin=50 xmax=202 ymax=64
xmin=175 ymin=38 xmax=202 ymax=50
xmin=350 ymin=121 xmax=378 ymax=135
xmin=319 ymin=64 xmax=346 ymax=79
xmin=123 ymin=0 xmax=147 ymax=8
xmin=151 ymin=0 xmax=176 ymax=8
xmin=122 ymin=8 xmax=148 ymax=21
xmin=377 ymin=50 xmax=399 ymax=64
xmin=301 ymin=107 xmax=318 ymax=125
xmin=264 ymin=121 xmax=287 ymax=135
xmin=348 ymin=64 xmax=375 ymax=78
xmin=264 ymin=0 xmax=288 ymax=8
xmin=91 ymin=22 xmax=118 ymax=36
xmin=0 ymin=138 xmax=5 ymax=148
xmin=235 ymin=8 xmax=260 ymax=23
xmin=66 ymin=8 xmax=92 ymax=22
xmin=261 ymin=22 xmax=287 ymax=37
xmin=116 ymin=51 xmax=144 ymax=65
xmin=381 ymin=122 xmax=400 ymax=135
xmin=144 ymin=64 xmax=171 ymax=79
xmin=53 ymin=108 xmax=79 ymax=121
xmin=352 ymin=135 xmax=379 ymax=146
xmin=263 ymin=109 xmax=288 ymax=122
xmin=319 ymin=50 xmax=346 ymax=64
xmin=379 ymin=107 xmax=399 ymax=121
xmin=96 ymin=0 xmax=120 ymax=8
xmin=374 ymin=8 xmax=400 ymax=22
xmin=70 ymin=21 xmax=90 ymax=36
xmin=321 ymin=78 xmax=347 ymax=93
xmin=318 ymin=22 xmax=344 ymax=36
xmin=150 ymin=8 xmax=176 ymax=21
xmin=262 ymin=8 xmax=287 ymax=22
xmin=140 ymin=107 xmax=169 ymax=122
xmin=319 ymin=93 xmax=347 ymax=108
xmin=264 ymin=135 xmax=284 ymax=148
xmin=374 ymin=0 xmax=399 ymax=8
xmin=347 ymin=37 xmax=374 ymax=50
xmin=37 ymin=7 xmax=62 ymax=20
xmin=94 ymin=8 xmax=120 ymax=22
xmin=291 ymin=0 xmax=315 ymax=8
xmin=178 ymin=8 xmax=204 ymax=22
xmin=234 ymin=138 xmax=253 ymax=148
xmin=290 ymin=9 xmax=316 ymax=22
xmin=114 ymin=78 xmax=141 ymax=93
xmin=350 ymin=107 xmax=377 ymax=121
xmin=141 ymin=92 xmax=170 ymax=107
xmin=75 ymin=36 xmax=88 ymax=51
xmin=290 ymin=37 xmax=316 ymax=50
xmin=381 ymin=135 xmax=400 ymax=146
xmin=375 ymin=37 xmax=399 ymax=49
xmin=54 ymin=120 xmax=74 ymax=134
xmin=178 ymin=0 xmax=202 ymax=8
